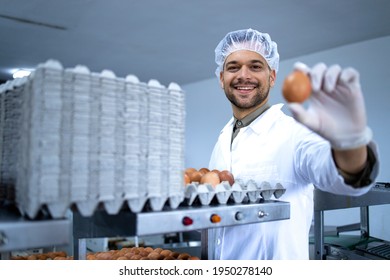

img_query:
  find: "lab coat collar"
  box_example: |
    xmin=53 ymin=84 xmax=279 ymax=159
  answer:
xmin=219 ymin=117 xmax=235 ymax=135
xmin=219 ymin=103 xmax=285 ymax=136
xmin=247 ymin=103 xmax=285 ymax=135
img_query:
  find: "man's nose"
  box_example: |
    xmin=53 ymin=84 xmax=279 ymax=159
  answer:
xmin=238 ymin=66 xmax=251 ymax=79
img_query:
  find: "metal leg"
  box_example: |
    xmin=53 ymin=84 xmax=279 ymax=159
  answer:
xmin=360 ymin=206 xmax=369 ymax=238
xmin=78 ymin=238 xmax=87 ymax=260
xmin=0 ymin=251 xmax=11 ymax=260
xmin=313 ymin=210 xmax=325 ymax=260
xmin=201 ymin=229 xmax=208 ymax=260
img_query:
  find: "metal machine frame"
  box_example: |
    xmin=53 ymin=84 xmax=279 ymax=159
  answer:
xmin=313 ymin=183 xmax=390 ymax=260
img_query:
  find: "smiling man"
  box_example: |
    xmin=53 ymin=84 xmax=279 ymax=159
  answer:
xmin=220 ymin=50 xmax=275 ymax=119
xmin=208 ymin=28 xmax=379 ymax=260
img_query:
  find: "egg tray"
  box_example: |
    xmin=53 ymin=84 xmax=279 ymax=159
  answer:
xmin=182 ymin=180 xmax=286 ymax=206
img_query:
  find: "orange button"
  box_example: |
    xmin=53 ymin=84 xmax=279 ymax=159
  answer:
xmin=210 ymin=214 xmax=221 ymax=223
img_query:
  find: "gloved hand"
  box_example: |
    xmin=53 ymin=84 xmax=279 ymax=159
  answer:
xmin=288 ymin=62 xmax=372 ymax=150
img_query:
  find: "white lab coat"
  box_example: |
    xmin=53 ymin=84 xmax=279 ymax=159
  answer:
xmin=209 ymin=103 xmax=379 ymax=260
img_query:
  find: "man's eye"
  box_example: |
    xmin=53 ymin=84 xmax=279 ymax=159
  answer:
xmin=227 ymin=66 xmax=239 ymax=72
xmin=251 ymin=65 xmax=263 ymax=70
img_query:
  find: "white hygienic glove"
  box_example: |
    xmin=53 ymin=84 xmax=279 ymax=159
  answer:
xmin=288 ymin=62 xmax=372 ymax=150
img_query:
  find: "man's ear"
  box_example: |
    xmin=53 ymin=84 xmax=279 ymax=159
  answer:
xmin=219 ymin=72 xmax=224 ymax=89
xmin=270 ymin=69 xmax=276 ymax=87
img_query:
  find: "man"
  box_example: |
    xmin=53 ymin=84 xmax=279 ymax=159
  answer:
xmin=209 ymin=28 xmax=379 ymax=259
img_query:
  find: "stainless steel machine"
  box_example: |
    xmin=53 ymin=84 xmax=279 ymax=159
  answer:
xmin=312 ymin=182 xmax=390 ymax=260
xmin=72 ymin=199 xmax=290 ymax=259
xmin=0 ymin=198 xmax=290 ymax=259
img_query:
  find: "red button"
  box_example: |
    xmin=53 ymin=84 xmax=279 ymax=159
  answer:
xmin=182 ymin=216 xmax=193 ymax=226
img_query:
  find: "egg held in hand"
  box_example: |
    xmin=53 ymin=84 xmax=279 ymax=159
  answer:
xmin=282 ymin=70 xmax=312 ymax=103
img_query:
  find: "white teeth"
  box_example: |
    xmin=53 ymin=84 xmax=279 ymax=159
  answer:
xmin=237 ymin=86 xmax=254 ymax=90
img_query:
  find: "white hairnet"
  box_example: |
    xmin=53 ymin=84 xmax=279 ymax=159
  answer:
xmin=214 ymin=28 xmax=279 ymax=77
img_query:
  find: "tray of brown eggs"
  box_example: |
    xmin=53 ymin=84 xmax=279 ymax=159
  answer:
xmin=11 ymin=251 xmax=73 ymax=260
xmin=11 ymin=247 xmax=200 ymax=260
xmin=87 ymin=247 xmax=199 ymax=260
xmin=183 ymin=168 xmax=286 ymax=206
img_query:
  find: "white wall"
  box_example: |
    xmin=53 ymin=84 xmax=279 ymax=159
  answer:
xmin=183 ymin=35 xmax=390 ymax=241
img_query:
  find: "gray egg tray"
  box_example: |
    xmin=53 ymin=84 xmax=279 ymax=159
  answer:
xmin=183 ymin=180 xmax=286 ymax=206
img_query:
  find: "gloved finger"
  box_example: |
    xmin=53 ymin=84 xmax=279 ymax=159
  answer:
xmin=339 ymin=67 xmax=360 ymax=87
xmin=324 ymin=64 xmax=342 ymax=93
xmin=310 ymin=63 xmax=327 ymax=92
xmin=293 ymin=61 xmax=310 ymax=74
xmin=288 ymin=103 xmax=318 ymax=131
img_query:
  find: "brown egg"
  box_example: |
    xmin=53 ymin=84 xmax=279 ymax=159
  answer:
xmin=185 ymin=167 xmax=197 ymax=176
xmin=110 ymin=251 xmax=121 ymax=260
xmin=139 ymin=250 xmax=150 ymax=257
xmin=200 ymin=171 xmax=221 ymax=187
xmin=54 ymin=256 xmax=67 ymax=260
xmin=87 ymin=254 xmax=97 ymax=260
xmin=282 ymin=70 xmax=311 ymax=103
xmin=36 ymin=254 xmax=47 ymax=260
xmin=116 ymin=256 xmax=128 ymax=260
xmin=160 ymin=249 xmax=172 ymax=257
xmin=131 ymin=248 xmax=141 ymax=254
xmin=184 ymin=173 xmax=191 ymax=185
xmin=144 ymin=247 xmax=154 ymax=253
xmin=96 ymin=252 xmax=113 ymax=260
xmin=124 ymin=252 xmax=134 ymax=259
xmin=189 ymin=171 xmax=203 ymax=183
xmin=189 ymin=256 xmax=200 ymax=260
xmin=163 ymin=255 xmax=175 ymax=260
xmin=177 ymin=253 xmax=190 ymax=260
xmin=170 ymin=251 xmax=180 ymax=258
xmin=55 ymin=251 xmax=67 ymax=258
xmin=130 ymin=254 xmax=142 ymax=260
xmin=199 ymin=167 xmax=210 ymax=175
xmin=219 ymin=170 xmax=235 ymax=186
xmin=46 ymin=252 xmax=57 ymax=259
xmin=119 ymin=248 xmax=130 ymax=254
xmin=153 ymin=247 xmax=163 ymax=254
xmin=148 ymin=252 xmax=164 ymax=260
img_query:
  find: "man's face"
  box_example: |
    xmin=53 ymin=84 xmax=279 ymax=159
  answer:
xmin=220 ymin=50 xmax=276 ymax=113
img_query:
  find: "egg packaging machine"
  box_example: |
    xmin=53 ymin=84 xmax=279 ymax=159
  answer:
xmin=72 ymin=195 xmax=290 ymax=260
xmin=0 ymin=184 xmax=290 ymax=259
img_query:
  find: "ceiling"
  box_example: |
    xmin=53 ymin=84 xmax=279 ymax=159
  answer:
xmin=1 ymin=0 xmax=390 ymax=86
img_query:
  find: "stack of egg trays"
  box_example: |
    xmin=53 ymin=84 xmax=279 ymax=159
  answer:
xmin=94 ymin=70 xmax=122 ymax=214
xmin=16 ymin=60 xmax=66 ymax=218
xmin=121 ymin=75 xmax=148 ymax=213
xmin=183 ymin=180 xmax=286 ymax=207
xmin=0 ymin=78 xmax=25 ymax=205
xmin=63 ymin=65 xmax=98 ymax=217
xmin=7 ymin=59 xmax=186 ymax=218
xmin=167 ymin=83 xmax=185 ymax=209
xmin=146 ymin=80 xmax=170 ymax=211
